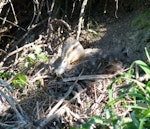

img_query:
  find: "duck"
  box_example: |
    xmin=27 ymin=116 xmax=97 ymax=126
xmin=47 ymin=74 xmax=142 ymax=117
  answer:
xmin=55 ymin=37 xmax=85 ymax=76
xmin=54 ymin=37 xmax=124 ymax=77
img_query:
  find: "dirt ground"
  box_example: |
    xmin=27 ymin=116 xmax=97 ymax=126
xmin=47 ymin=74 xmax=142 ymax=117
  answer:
xmin=80 ymin=9 xmax=149 ymax=64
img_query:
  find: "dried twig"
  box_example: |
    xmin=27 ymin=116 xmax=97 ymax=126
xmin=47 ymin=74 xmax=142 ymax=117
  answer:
xmin=104 ymin=0 xmax=108 ymax=13
xmin=53 ymin=18 xmax=71 ymax=31
xmin=47 ymin=0 xmax=55 ymax=16
xmin=0 ymin=90 xmax=26 ymax=125
xmin=27 ymin=0 xmax=37 ymax=29
xmin=46 ymin=0 xmax=55 ymax=51
xmin=138 ymin=74 xmax=149 ymax=82
xmin=8 ymin=0 xmax=18 ymax=24
xmin=48 ymin=70 xmax=83 ymax=116
xmin=0 ymin=82 xmax=14 ymax=105
xmin=0 ymin=80 xmax=27 ymax=126
xmin=37 ymin=114 xmax=57 ymax=129
xmin=91 ymin=94 xmax=105 ymax=110
xmin=71 ymin=0 xmax=77 ymax=18
xmin=135 ymin=64 xmax=139 ymax=79
xmin=76 ymin=0 xmax=88 ymax=40
xmin=65 ymin=106 xmax=80 ymax=119
xmin=63 ymin=73 xmax=119 ymax=82
xmin=2 ymin=6 xmax=10 ymax=25
xmin=31 ymin=75 xmax=52 ymax=82
xmin=8 ymin=18 xmax=48 ymax=52
xmin=115 ymin=82 xmax=134 ymax=91
xmin=0 ymin=79 xmax=13 ymax=92
xmin=37 ymin=69 xmax=84 ymax=128
xmin=0 ymin=122 xmax=13 ymax=128
xmin=0 ymin=42 xmax=47 ymax=67
xmin=0 ymin=17 xmax=26 ymax=31
xmin=0 ymin=49 xmax=7 ymax=54
xmin=115 ymin=0 xmax=118 ymax=18
xmin=56 ymin=88 xmax=87 ymax=115
xmin=35 ymin=0 xmax=45 ymax=23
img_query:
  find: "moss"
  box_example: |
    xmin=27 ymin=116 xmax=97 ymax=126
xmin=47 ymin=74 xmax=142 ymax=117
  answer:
xmin=132 ymin=9 xmax=150 ymax=30
xmin=130 ymin=9 xmax=150 ymax=47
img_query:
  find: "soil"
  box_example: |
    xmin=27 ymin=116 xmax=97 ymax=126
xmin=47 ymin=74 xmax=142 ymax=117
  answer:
xmin=79 ymin=10 xmax=148 ymax=64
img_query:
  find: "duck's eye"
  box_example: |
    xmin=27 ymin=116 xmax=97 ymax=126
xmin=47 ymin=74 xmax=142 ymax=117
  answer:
xmin=72 ymin=45 xmax=77 ymax=50
xmin=62 ymin=60 xmax=67 ymax=64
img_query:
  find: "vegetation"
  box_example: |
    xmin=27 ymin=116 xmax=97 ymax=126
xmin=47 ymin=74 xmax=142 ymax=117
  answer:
xmin=79 ymin=49 xmax=150 ymax=129
xmin=0 ymin=0 xmax=150 ymax=129
xmin=132 ymin=9 xmax=150 ymax=29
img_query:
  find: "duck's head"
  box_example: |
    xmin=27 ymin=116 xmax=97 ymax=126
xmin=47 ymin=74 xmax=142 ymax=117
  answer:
xmin=55 ymin=37 xmax=85 ymax=76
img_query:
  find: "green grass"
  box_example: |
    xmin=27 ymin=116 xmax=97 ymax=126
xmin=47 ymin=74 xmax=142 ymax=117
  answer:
xmin=74 ymin=48 xmax=150 ymax=129
xmin=132 ymin=9 xmax=150 ymax=30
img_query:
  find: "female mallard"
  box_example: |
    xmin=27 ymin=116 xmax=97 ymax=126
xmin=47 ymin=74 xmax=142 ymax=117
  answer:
xmin=55 ymin=37 xmax=85 ymax=76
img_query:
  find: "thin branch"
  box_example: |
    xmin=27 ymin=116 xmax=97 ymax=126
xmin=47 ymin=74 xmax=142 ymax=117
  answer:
xmin=0 ymin=79 xmax=13 ymax=92
xmin=8 ymin=0 xmax=18 ymax=24
xmin=35 ymin=0 xmax=45 ymax=23
xmin=31 ymin=75 xmax=52 ymax=82
xmin=63 ymin=73 xmax=120 ymax=82
xmin=37 ymin=114 xmax=57 ymax=129
xmin=0 ymin=90 xmax=26 ymax=124
xmin=46 ymin=0 xmax=56 ymax=51
xmin=47 ymin=0 xmax=55 ymax=16
xmin=56 ymin=89 xmax=87 ymax=115
xmin=53 ymin=18 xmax=71 ymax=31
xmin=115 ymin=0 xmax=118 ymax=18
xmin=0 ymin=17 xmax=26 ymax=31
xmin=104 ymin=0 xmax=108 ymax=13
xmin=27 ymin=0 xmax=37 ymax=29
xmin=0 ymin=42 xmax=47 ymax=67
xmin=0 ymin=122 xmax=13 ymax=128
xmin=37 ymin=69 xmax=84 ymax=128
xmin=2 ymin=6 xmax=10 ymax=25
xmin=7 ymin=18 xmax=48 ymax=52
xmin=71 ymin=0 xmax=77 ymax=18
xmin=76 ymin=0 xmax=88 ymax=40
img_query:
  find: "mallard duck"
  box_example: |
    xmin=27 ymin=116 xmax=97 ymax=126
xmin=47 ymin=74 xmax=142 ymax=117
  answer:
xmin=54 ymin=37 xmax=125 ymax=76
xmin=55 ymin=37 xmax=85 ymax=76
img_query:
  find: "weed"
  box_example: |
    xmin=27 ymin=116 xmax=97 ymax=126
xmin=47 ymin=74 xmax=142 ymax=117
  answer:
xmin=76 ymin=48 xmax=150 ymax=129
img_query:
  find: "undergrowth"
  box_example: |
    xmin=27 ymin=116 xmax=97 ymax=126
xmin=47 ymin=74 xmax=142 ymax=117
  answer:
xmin=74 ymin=48 xmax=150 ymax=129
xmin=0 ymin=45 xmax=48 ymax=89
xmin=0 ymin=1 xmax=150 ymax=128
